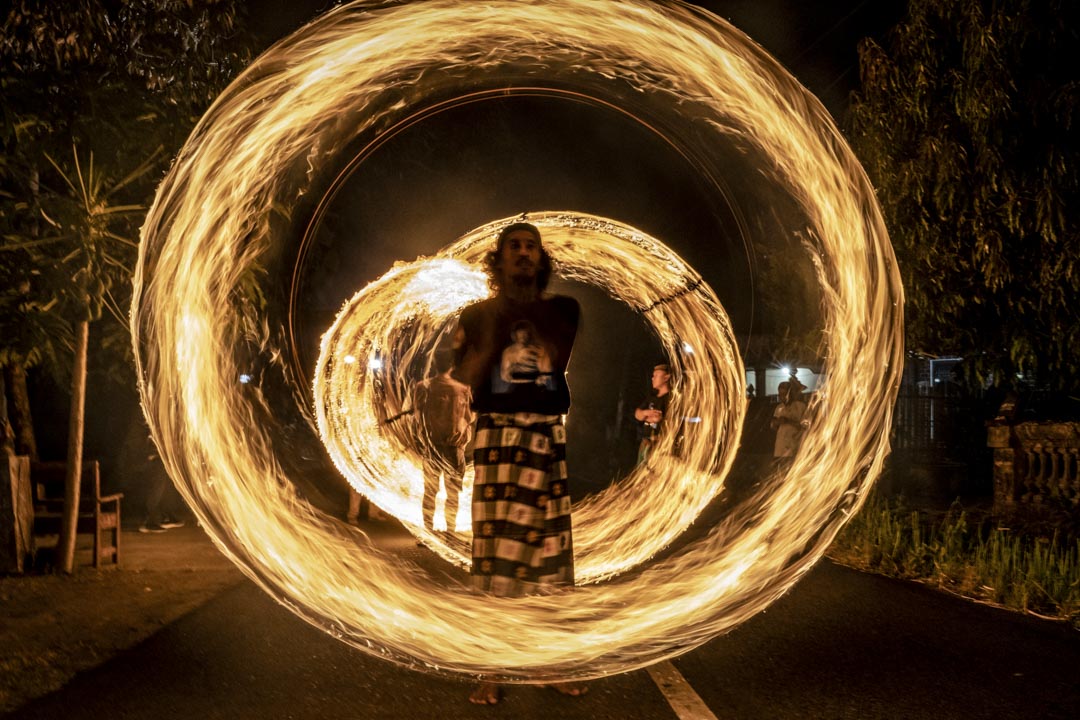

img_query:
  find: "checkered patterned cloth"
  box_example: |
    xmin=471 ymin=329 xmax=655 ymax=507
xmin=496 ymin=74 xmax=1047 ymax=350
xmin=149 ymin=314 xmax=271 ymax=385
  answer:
xmin=470 ymin=413 xmax=575 ymax=596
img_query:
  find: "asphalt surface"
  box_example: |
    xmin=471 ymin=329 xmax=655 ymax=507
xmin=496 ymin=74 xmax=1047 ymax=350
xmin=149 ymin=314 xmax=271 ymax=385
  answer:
xmin=8 ymin=523 xmax=1080 ymax=720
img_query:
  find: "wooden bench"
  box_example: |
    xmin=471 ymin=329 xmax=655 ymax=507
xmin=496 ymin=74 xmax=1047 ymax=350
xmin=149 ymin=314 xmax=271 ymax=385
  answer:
xmin=31 ymin=460 xmax=122 ymax=567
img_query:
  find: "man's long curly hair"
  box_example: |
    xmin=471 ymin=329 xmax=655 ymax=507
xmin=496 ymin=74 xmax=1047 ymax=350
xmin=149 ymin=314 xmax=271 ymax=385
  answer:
xmin=483 ymin=221 xmax=553 ymax=293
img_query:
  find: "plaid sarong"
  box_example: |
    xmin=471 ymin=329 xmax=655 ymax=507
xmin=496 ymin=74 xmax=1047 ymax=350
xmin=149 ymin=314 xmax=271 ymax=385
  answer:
xmin=471 ymin=412 xmax=575 ymax=596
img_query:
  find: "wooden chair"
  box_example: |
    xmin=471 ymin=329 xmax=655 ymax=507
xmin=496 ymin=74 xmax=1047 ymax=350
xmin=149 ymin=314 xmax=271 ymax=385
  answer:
xmin=31 ymin=460 xmax=123 ymax=567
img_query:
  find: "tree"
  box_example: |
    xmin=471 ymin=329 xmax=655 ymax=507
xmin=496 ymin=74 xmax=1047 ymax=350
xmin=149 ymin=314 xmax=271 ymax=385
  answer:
xmin=1 ymin=0 xmax=255 ymax=572
xmin=39 ymin=148 xmax=156 ymax=572
xmin=847 ymin=0 xmax=1080 ymax=394
xmin=0 ymin=265 xmax=71 ymax=461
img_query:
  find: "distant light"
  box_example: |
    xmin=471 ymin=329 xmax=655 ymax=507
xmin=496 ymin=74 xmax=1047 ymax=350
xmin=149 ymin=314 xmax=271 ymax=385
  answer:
xmin=239 ymin=373 xmax=252 ymax=384
xmin=682 ymin=342 xmax=694 ymax=354
xmin=343 ymin=354 xmax=357 ymax=365
xmin=368 ymin=357 xmax=383 ymax=371
xmin=780 ymin=366 xmax=790 ymax=375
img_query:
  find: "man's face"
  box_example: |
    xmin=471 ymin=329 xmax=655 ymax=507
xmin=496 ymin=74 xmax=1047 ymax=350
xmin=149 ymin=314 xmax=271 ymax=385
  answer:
xmin=651 ymin=368 xmax=670 ymax=390
xmin=498 ymin=230 xmax=541 ymax=284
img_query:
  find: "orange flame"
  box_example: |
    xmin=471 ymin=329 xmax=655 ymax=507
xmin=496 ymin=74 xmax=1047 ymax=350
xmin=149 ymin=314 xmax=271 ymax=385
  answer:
xmin=132 ymin=0 xmax=903 ymax=682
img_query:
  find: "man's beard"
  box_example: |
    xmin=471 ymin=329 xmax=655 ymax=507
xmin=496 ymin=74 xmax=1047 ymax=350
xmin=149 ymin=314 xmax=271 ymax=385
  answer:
xmin=507 ymin=261 xmax=537 ymax=287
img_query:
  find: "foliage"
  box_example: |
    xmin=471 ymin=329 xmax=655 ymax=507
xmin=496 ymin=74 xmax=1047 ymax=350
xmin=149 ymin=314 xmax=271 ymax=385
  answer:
xmin=40 ymin=147 xmax=158 ymax=322
xmin=847 ymin=0 xmax=1080 ymax=393
xmin=0 ymin=0 xmax=256 ymax=378
xmin=0 ymin=286 xmax=71 ymax=379
xmin=831 ymin=493 xmax=1080 ymax=627
xmin=1 ymin=0 xmax=253 ymax=159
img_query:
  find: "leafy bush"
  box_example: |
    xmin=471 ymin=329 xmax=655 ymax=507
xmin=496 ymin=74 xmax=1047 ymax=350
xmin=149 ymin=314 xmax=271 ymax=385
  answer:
xmin=831 ymin=493 xmax=1080 ymax=627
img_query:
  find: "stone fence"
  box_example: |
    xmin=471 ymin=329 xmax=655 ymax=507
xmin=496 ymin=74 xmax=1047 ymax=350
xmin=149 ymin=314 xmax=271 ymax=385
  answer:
xmin=989 ymin=421 xmax=1080 ymax=517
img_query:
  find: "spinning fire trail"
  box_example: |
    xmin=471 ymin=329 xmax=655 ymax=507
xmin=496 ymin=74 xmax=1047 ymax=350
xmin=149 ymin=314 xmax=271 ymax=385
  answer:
xmin=132 ymin=0 xmax=903 ymax=682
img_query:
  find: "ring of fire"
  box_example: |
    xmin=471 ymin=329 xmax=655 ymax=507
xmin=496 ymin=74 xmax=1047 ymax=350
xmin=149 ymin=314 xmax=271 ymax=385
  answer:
xmin=314 ymin=212 xmax=744 ymax=581
xmin=132 ymin=0 xmax=903 ymax=681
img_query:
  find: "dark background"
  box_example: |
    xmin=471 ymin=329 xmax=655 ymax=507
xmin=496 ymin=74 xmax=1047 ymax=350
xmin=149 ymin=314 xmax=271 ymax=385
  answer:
xmin=273 ymin=0 xmax=907 ymax=489
xmin=38 ymin=0 xmax=908 ymax=504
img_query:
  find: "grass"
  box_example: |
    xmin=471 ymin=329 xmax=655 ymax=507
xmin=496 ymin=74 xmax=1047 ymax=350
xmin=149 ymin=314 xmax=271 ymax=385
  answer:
xmin=829 ymin=493 xmax=1080 ymax=628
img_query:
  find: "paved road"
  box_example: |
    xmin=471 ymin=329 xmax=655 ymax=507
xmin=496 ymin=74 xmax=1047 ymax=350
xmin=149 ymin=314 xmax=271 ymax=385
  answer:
xmin=9 ymin=528 xmax=1080 ymax=720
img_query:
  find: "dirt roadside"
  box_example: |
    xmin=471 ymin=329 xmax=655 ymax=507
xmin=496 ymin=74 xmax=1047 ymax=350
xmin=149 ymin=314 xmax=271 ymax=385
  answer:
xmin=0 ymin=524 xmax=243 ymax=714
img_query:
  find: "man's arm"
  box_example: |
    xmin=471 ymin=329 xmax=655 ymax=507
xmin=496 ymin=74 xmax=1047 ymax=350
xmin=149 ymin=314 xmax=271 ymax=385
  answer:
xmin=634 ymin=397 xmax=653 ymax=423
xmin=450 ymin=320 xmax=473 ymax=388
xmin=548 ymin=295 xmax=581 ymax=372
xmin=450 ymin=303 xmax=497 ymax=390
xmin=773 ymin=404 xmax=803 ymax=427
xmin=450 ymin=322 xmax=467 ymax=372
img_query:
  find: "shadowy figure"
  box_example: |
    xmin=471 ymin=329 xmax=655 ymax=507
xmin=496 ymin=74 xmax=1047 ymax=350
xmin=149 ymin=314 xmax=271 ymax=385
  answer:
xmin=414 ymin=351 xmax=473 ymax=534
xmin=771 ymin=379 xmax=807 ymax=466
xmin=345 ymin=488 xmax=370 ymax=526
xmin=140 ymin=442 xmax=186 ymax=534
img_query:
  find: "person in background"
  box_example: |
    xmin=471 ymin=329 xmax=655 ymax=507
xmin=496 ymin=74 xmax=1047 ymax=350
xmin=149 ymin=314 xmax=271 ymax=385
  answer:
xmin=771 ymin=379 xmax=808 ymax=465
xmin=413 ymin=351 xmax=473 ymax=535
xmin=634 ymin=363 xmax=671 ymax=465
xmin=139 ymin=443 xmax=186 ymax=534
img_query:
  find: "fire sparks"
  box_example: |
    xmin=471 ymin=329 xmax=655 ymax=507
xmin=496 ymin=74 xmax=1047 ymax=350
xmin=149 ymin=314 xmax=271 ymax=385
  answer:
xmin=132 ymin=0 xmax=902 ymax=682
xmin=315 ymin=214 xmax=743 ymax=578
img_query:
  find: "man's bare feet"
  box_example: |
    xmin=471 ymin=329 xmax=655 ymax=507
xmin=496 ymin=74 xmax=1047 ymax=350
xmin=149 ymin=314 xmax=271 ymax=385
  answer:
xmin=469 ymin=682 xmax=501 ymax=705
xmin=541 ymin=681 xmax=589 ymax=697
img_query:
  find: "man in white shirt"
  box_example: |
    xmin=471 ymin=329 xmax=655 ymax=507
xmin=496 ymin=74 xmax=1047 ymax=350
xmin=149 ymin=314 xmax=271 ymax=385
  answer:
xmin=771 ymin=380 xmax=807 ymax=462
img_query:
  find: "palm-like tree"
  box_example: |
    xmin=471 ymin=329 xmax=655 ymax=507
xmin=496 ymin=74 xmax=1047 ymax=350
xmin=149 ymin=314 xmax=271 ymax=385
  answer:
xmin=3 ymin=139 xmax=159 ymax=570
xmin=2 ymin=0 xmax=256 ymax=572
xmin=32 ymin=146 xmax=155 ymax=573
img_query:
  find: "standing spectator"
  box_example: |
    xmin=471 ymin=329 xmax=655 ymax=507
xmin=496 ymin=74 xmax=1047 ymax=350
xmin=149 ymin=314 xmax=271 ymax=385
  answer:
xmin=140 ymin=442 xmax=186 ymax=534
xmin=634 ymin=363 xmax=672 ymax=464
xmin=771 ymin=380 xmax=807 ymax=464
xmin=413 ymin=351 xmax=473 ymax=534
